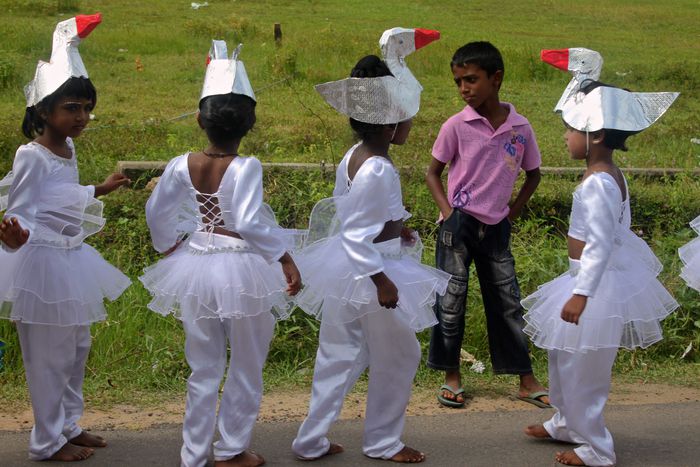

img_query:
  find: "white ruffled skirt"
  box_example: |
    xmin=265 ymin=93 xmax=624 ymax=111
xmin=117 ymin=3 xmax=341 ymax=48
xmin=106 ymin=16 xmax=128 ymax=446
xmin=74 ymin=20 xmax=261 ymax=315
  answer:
xmin=679 ymin=214 xmax=700 ymax=292
xmin=294 ymin=235 xmax=449 ymax=332
xmin=522 ymin=232 xmax=678 ymax=352
xmin=0 ymin=243 xmax=131 ymax=326
xmin=139 ymin=232 xmax=293 ymax=321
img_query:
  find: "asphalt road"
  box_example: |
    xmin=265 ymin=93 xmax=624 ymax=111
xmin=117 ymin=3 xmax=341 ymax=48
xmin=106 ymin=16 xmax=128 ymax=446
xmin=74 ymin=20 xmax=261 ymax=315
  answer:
xmin=1 ymin=402 xmax=697 ymax=466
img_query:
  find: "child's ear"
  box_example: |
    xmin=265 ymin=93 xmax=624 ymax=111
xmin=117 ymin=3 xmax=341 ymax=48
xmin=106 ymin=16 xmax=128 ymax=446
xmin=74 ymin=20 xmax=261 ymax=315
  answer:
xmin=592 ymin=130 xmax=605 ymax=144
xmin=196 ymin=111 xmax=204 ymax=129
xmin=492 ymin=70 xmax=504 ymax=90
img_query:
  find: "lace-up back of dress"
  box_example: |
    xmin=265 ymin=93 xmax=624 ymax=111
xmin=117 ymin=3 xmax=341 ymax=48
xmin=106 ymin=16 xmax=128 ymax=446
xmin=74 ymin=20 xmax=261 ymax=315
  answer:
xmin=195 ymin=191 xmax=225 ymax=232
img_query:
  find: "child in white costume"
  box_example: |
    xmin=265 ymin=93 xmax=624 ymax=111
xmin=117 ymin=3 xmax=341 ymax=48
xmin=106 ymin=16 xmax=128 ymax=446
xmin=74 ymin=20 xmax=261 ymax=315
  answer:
xmin=679 ymin=216 xmax=700 ymax=291
xmin=139 ymin=40 xmax=302 ymax=467
xmin=292 ymin=28 xmax=448 ymax=464
xmin=0 ymin=14 xmax=131 ymax=462
xmin=522 ymin=48 xmax=679 ymax=467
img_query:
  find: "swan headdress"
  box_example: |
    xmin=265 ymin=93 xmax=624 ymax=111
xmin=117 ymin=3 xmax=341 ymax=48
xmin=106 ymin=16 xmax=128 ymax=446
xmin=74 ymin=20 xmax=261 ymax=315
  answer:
xmin=200 ymin=40 xmax=255 ymax=102
xmin=24 ymin=13 xmax=102 ymax=107
xmin=541 ymin=47 xmax=678 ymax=132
xmin=315 ymin=27 xmax=440 ymax=124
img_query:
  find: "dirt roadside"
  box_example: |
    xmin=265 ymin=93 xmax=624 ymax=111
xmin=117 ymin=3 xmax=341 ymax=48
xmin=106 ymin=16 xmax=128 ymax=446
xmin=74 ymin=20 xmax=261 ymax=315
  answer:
xmin=2 ymin=381 xmax=699 ymax=432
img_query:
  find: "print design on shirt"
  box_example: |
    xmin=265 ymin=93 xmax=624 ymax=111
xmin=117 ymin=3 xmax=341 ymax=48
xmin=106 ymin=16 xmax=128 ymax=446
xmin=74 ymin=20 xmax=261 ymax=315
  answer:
xmin=503 ymin=131 xmax=526 ymax=172
xmin=452 ymin=182 xmax=475 ymax=209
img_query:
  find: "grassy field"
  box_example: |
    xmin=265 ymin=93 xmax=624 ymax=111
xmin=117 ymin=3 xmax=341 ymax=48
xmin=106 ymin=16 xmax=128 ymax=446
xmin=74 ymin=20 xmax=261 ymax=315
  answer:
xmin=0 ymin=0 xmax=700 ymax=404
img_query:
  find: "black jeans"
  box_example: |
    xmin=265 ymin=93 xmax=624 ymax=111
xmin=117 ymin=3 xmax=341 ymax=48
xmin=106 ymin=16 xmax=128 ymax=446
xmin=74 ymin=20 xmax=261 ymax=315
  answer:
xmin=427 ymin=209 xmax=533 ymax=375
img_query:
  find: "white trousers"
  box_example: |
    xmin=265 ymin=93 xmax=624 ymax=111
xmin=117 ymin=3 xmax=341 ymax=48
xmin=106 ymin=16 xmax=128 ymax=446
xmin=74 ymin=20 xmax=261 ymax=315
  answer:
xmin=292 ymin=308 xmax=421 ymax=459
xmin=180 ymin=312 xmax=275 ymax=467
xmin=17 ymin=322 xmax=91 ymax=460
xmin=544 ymin=347 xmax=618 ymax=466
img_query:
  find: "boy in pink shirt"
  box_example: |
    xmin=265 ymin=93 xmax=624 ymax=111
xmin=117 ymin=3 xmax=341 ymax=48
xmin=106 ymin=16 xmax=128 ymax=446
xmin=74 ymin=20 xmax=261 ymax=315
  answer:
xmin=426 ymin=41 xmax=549 ymax=408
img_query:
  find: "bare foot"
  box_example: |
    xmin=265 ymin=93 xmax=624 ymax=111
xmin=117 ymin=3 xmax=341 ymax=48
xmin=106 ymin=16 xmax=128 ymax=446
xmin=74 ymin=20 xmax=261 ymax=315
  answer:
xmin=555 ymin=450 xmax=585 ymax=466
xmin=524 ymin=424 xmax=552 ymax=439
xmin=47 ymin=443 xmax=94 ymax=461
xmin=385 ymin=446 xmax=426 ymax=463
xmin=215 ymin=450 xmax=265 ymax=467
xmin=297 ymin=443 xmax=344 ymax=461
xmin=70 ymin=430 xmax=107 ymax=448
xmin=519 ymin=373 xmax=551 ymax=407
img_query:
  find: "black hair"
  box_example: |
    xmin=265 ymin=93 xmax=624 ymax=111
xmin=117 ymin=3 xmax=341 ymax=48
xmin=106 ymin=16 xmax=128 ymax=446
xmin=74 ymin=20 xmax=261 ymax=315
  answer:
xmin=198 ymin=93 xmax=256 ymax=145
xmin=22 ymin=76 xmax=97 ymax=139
xmin=579 ymin=79 xmax=639 ymax=152
xmin=348 ymin=55 xmax=394 ymax=141
xmin=451 ymin=41 xmax=504 ymax=77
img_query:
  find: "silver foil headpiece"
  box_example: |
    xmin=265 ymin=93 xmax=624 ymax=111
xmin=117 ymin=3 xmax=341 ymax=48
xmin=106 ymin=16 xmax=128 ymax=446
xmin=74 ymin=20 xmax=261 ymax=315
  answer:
xmin=200 ymin=40 xmax=255 ymax=102
xmin=315 ymin=27 xmax=439 ymax=124
xmin=24 ymin=13 xmax=102 ymax=107
xmin=542 ymin=47 xmax=678 ymax=132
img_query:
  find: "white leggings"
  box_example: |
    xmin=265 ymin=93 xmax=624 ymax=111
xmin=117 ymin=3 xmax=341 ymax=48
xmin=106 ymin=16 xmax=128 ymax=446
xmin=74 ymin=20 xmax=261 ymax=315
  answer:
xmin=544 ymin=347 xmax=618 ymax=466
xmin=17 ymin=322 xmax=91 ymax=460
xmin=180 ymin=312 xmax=275 ymax=467
xmin=292 ymin=308 xmax=421 ymax=459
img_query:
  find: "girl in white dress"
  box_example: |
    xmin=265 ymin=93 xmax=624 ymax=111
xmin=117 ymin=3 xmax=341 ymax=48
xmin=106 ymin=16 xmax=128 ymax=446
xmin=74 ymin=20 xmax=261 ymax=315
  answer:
xmin=0 ymin=14 xmax=131 ymax=463
xmin=292 ymin=27 xmax=447 ymax=465
xmin=140 ymin=41 xmax=301 ymax=467
xmin=522 ymin=77 xmax=679 ymax=466
xmin=678 ymin=217 xmax=700 ymax=292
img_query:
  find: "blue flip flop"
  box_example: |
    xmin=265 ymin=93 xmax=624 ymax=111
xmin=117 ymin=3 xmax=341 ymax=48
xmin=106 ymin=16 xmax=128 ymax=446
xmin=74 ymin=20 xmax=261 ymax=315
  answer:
xmin=437 ymin=384 xmax=466 ymax=408
xmin=516 ymin=390 xmax=552 ymax=409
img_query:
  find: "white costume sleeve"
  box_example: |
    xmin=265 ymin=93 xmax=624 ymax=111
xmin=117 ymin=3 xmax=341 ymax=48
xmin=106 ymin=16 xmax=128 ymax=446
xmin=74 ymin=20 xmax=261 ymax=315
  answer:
xmin=573 ymin=174 xmax=620 ymax=297
xmin=229 ymin=157 xmax=286 ymax=264
xmin=145 ymin=157 xmax=190 ymax=253
xmin=3 ymin=147 xmax=51 ymax=238
xmin=338 ymin=158 xmax=394 ymax=279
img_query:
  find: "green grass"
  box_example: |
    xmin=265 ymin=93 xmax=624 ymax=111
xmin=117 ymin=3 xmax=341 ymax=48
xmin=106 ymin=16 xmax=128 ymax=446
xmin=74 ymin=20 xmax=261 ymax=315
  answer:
xmin=1 ymin=0 xmax=700 ymax=404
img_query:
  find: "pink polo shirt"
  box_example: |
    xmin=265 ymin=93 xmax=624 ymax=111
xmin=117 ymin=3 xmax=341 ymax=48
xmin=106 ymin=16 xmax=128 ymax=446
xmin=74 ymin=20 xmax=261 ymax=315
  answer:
xmin=432 ymin=103 xmax=541 ymax=225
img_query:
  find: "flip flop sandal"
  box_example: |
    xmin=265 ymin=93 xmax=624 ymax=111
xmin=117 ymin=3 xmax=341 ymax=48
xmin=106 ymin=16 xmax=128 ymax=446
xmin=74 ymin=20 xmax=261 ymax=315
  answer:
xmin=437 ymin=384 xmax=466 ymax=408
xmin=516 ymin=390 xmax=552 ymax=409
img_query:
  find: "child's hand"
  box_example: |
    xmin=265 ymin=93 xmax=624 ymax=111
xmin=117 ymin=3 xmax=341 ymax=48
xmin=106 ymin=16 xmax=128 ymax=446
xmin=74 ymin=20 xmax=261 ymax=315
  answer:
xmin=279 ymin=252 xmax=302 ymax=296
xmin=371 ymin=272 xmax=399 ymax=309
xmin=400 ymin=226 xmax=417 ymax=246
xmin=560 ymin=294 xmax=588 ymax=325
xmin=96 ymin=173 xmax=131 ymax=196
xmin=0 ymin=217 xmax=29 ymax=250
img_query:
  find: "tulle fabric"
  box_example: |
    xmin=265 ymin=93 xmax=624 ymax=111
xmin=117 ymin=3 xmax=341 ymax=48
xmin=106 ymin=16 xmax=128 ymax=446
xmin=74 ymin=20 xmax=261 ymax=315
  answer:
xmin=295 ymin=235 xmax=449 ymax=332
xmin=0 ymin=243 xmax=131 ymax=326
xmin=522 ymin=231 xmax=678 ymax=352
xmin=679 ymin=214 xmax=700 ymax=292
xmin=139 ymin=232 xmax=293 ymax=321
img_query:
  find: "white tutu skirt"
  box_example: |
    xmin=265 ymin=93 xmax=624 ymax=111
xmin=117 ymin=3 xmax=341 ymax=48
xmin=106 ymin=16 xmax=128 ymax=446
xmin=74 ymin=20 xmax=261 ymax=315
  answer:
xmin=679 ymin=215 xmax=700 ymax=292
xmin=0 ymin=243 xmax=131 ymax=326
xmin=294 ymin=236 xmax=449 ymax=332
xmin=522 ymin=232 xmax=678 ymax=352
xmin=139 ymin=232 xmax=293 ymax=321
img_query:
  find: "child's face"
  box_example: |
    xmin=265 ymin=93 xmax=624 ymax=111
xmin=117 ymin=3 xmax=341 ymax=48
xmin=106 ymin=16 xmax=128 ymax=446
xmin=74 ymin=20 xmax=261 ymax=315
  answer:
xmin=452 ymin=63 xmax=502 ymax=110
xmin=390 ymin=119 xmax=413 ymax=145
xmin=563 ymin=126 xmax=589 ymax=160
xmin=42 ymin=96 xmax=94 ymax=138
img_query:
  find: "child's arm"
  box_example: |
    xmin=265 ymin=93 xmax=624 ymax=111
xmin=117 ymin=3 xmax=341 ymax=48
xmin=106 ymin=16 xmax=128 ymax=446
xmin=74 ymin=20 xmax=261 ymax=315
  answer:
xmin=94 ymin=173 xmax=130 ymax=197
xmin=145 ymin=157 xmax=190 ymax=253
xmin=508 ymin=167 xmax=541 ymax=223
xmin=425 ymin=159 xmax=453 ymax=220
xmin=279 ymin=252 xmax=302 ymax=296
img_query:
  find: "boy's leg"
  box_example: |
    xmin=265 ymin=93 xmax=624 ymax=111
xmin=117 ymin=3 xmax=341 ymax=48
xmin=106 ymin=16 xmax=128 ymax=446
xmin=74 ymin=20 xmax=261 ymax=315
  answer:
xmin=213 ymin=312 xmax=275 ymax=462
xmin=292 ymin=316 xmax=368 ymax=459
xmin=61 ymin=325 xmax=95 ymax=444
xmin=181 ymin=316 xmax=227 ymax=467
xmin=427 ymin=209 xmax=472 ymax=400
xmin=17 ymin=322 xmax=79 ymax=460
xmin=362 ymin=309 xmax=422 ymax=460
xmin=555 ymin=348 xmax=618 ymax=466
xmin=473 ymin=218 xmax=547 ymax=400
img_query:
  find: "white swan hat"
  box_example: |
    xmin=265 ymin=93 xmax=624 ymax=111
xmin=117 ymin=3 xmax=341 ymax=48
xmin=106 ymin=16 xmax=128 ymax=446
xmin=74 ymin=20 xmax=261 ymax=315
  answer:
xmin=200 ymin=40 xmax=255 ymax=102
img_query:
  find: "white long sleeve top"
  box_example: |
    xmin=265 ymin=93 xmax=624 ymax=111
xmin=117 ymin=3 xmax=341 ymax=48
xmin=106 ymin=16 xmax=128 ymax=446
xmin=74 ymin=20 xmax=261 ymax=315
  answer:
xmin=145 ymin=154 xmax=287 ymax=263
xmin=568 ymin=172 xmax=629 ymax=297
xmin=333 ymin=144 xmax=410 ymax=279
xmin=0 ymin=138 xmax=103 ymax=251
